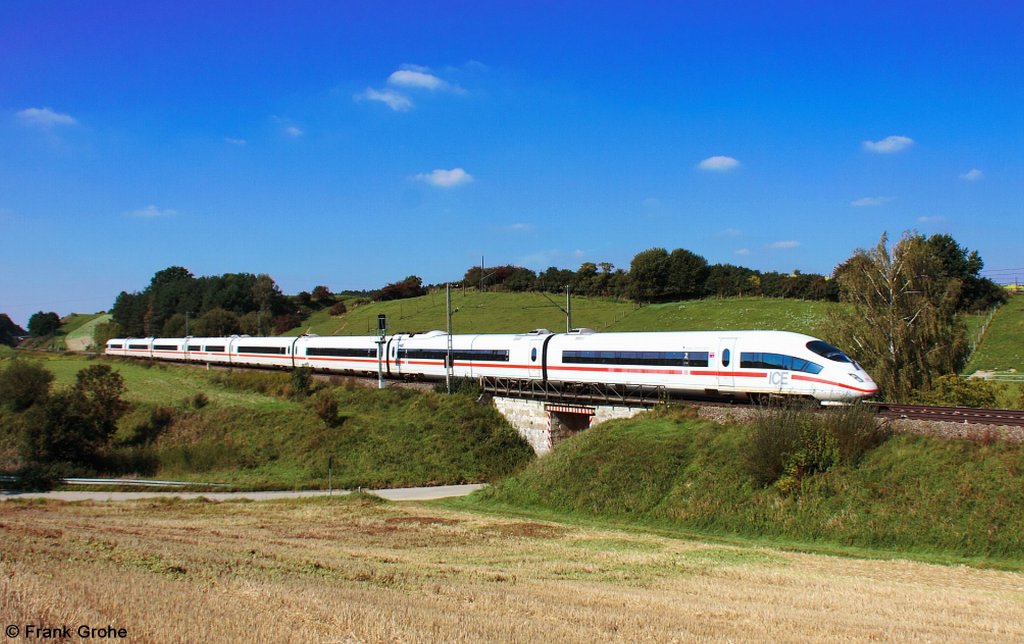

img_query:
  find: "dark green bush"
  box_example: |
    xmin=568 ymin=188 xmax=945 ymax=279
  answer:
xmin=310 ymin=390 xmax=340 ymax=426
xmin=914 ymin=374 xmax=1002 ymax=408
xmin=291 ymin=367 xmax=314 ymax=398
xmin=0 ymin=360 xmax=54 ymax=411
xmin=746 ymin=403 xmax=887 ymax=493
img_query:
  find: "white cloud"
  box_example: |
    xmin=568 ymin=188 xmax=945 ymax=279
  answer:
xmin=358 ymin=87 xmax=414 ymax=112
xmin=697 ymin=155 xmax=740 ymax=171
xmin=388 ymin=66 xmax=464 ymax=94
xmin=224 ymin=137 xmax=247 ymax=146
xmin=358 ymin=65 xmax=465 ymax=112
xmin=127 ymin=205 xmax=177 ymax=219
xmin=769 ymin=240 xmax=801 ymax=250
xmin=917 ymin=215 xmax=947 ymax=224
xmin=734 ymin=248 xmax=751 ymax=256
xmin=283 ymin=125 xmax=303 ymax=137
xmin=850 ymin=196 xmax=893 ymax=207
xmin=415 ymin=167 xmax=474 ymax=188
xmin=960 ymin=168 xmax=984 ymax=181
xmin=16 ymin=107 xmax=77 ymax=128
xmin=388 ymin=69 xmax=445 ymax=90
xmin=862 ymin=135 xmax=914 ymax=153
xmin=502 ymin=223 xmax=535 ymax=233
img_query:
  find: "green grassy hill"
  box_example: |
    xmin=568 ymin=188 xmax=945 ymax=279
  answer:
xmin=462 ymin=408 xmax=1024 ymax=566
xmin=288 ymin=292 xmax=839 ymax=337
xmin=965 ymin=295 xmax=1024 ymax=374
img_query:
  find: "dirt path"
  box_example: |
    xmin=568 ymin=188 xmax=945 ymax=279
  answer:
xmin=0 ymin=483 xmax=485 ymax=503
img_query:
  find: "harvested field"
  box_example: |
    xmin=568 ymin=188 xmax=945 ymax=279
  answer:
xmin=2 ymin=497 xmax=1023 ymax=642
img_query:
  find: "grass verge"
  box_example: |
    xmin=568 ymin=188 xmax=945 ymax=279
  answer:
xmin=455 ymin=407 xmax=1024 ymax=567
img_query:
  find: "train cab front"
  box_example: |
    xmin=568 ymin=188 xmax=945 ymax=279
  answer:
xmin=805 ymin=339 xmax=879 ymax=401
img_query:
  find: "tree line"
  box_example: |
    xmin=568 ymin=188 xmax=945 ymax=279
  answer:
xmin=105 ymin=267 xmax=300 ymax=341
xmin=455 ymin=233 xmax=1002 ymax=312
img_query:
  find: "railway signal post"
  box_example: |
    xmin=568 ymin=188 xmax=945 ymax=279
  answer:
xmin=376 ymin=314 xmax=387 ymax=390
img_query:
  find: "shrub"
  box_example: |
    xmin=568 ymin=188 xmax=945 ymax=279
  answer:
xmin=819 ymin=403 xmax=890 ymax=464
xmin=329 ymin=301 xmax=347 ymax=316
xmin=745 ymin=403 xmax=887 ymax=493
xmin=190 ymin=392 xmax=209 ymax=409
xmin=0 ymin=360 xmax=54 ymax=411
xmin=311 ymin=390 xmax=340 ymax=426
xmin=914 ymin=374 xmax=1002 ymax=408
xmin=273 ymin=313 xmax=302 ymax=334
xmin=291 ymin=367 xmax=314 ymax=398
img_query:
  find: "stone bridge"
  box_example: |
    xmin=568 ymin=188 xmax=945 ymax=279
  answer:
xmin=481 ymin=377 xmax=664 ymax=454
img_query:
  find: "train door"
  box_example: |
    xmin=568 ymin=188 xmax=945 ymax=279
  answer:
xmin=389 ymin=337 xmax=401 ymax=376
xmin=526 ymin=335 xmax=547 ymax=381
xmin=717 ymin=338 xmax=736 ymax=390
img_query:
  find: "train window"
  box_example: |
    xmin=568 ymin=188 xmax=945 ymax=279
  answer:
xmin=741 ymin=352 xmax=823 ymax=374
xmin=237 ymin=346 xmax=287 ymax=355
xmin=153 ymin=344 xmax=177 ymax=351
xmin=108 ymin=343 xmax=123 ymax=349
xmin=398 ymin=349 xmax=509 ymax=362
xmin=722 ymin=349 xmax=730 ymax=367
xmin=128 ymin=344 xmax=148 ymax=350
xmin=205 ymin=345 xmax=225 ymax=352
xmin=531 ymin=348 xmax=537 ymax=362
xmin=806 ymin=340 xmax=852 ymax=363
xmin=187 ymin=345 xmax=201 ymax=351
xmin=307 ymin=347 xmax=377 ymax=358
xmin=562 ymin=350 xmax=709 ymax=367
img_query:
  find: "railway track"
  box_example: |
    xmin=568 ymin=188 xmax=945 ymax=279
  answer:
xmin=871 ymin=403 xmax=1024 ymax=427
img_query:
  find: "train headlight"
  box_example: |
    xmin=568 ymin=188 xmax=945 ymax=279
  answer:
xmin=849 ymin=373 xmax=864 ymax=383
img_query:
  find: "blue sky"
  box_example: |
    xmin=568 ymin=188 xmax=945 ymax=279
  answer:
xmin=2 ymin=1 xmax=1022 ymax=327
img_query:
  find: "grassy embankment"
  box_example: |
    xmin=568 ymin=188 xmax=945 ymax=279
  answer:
xmin=0 ymin=352 xmax=533 ymax=489
xmin=456 ymin=407 xmax=1024 ymax=567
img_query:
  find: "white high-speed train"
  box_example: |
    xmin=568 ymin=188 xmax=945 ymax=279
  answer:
xmin=105 ymin=328 xmax=878 ymax=403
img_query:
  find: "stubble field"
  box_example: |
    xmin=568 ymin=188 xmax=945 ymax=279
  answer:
xmin=2 ymin=496 xmax=1023 ymax=642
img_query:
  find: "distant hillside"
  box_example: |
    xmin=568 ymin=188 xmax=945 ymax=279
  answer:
xmin=16 ymin=313 xmax=108 ymax=352
xmin=64 ymin=313 xmax=111 ymax=351
xmin=966 ymin=295 xmax=1024 ymax=374
xmin=284 ymin=292 xmax=839 ymax=338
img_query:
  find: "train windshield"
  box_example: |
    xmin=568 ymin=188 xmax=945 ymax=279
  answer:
xmin=806 ymin=340 xmax=852 ymax=363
